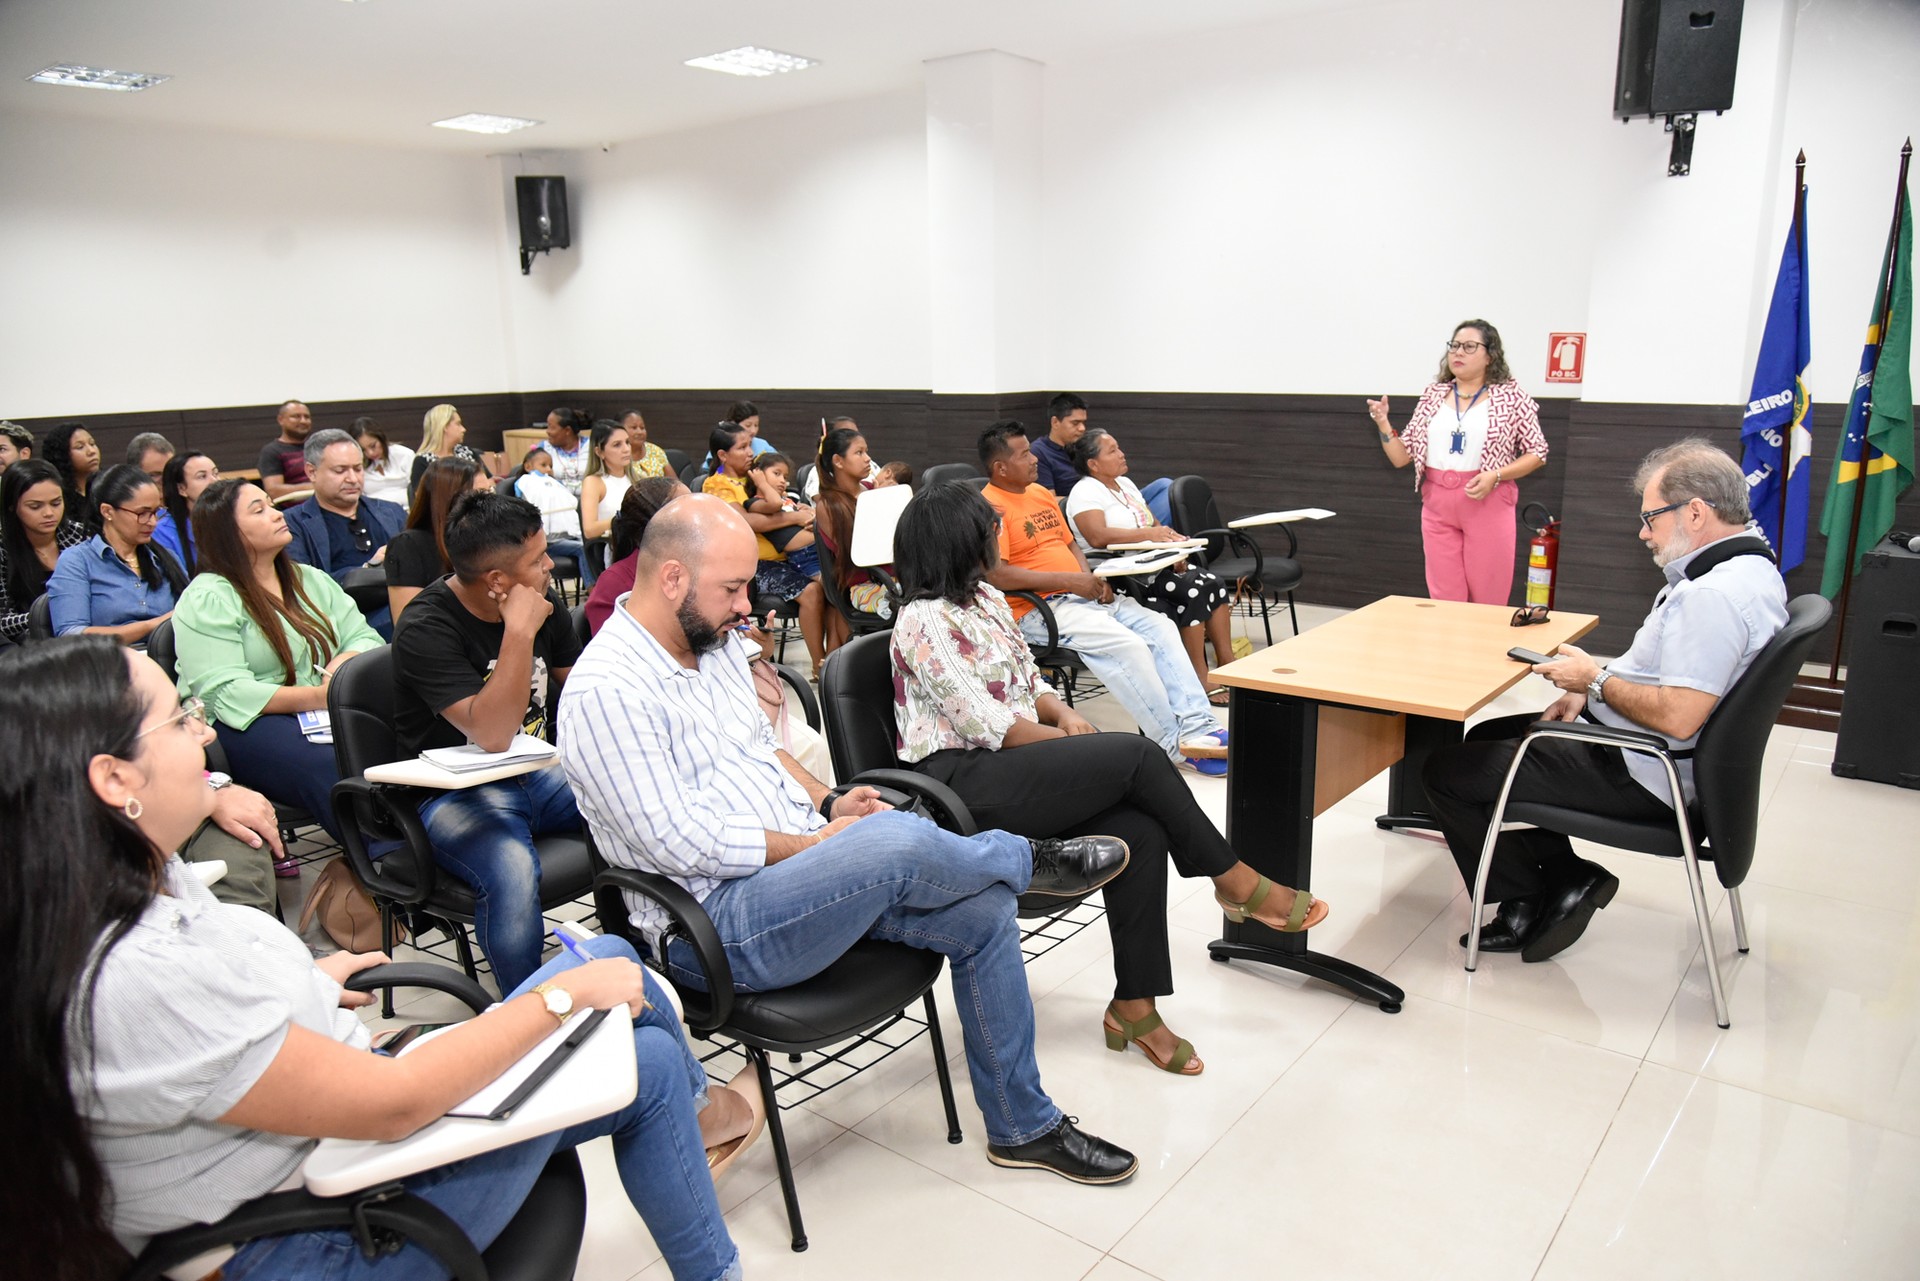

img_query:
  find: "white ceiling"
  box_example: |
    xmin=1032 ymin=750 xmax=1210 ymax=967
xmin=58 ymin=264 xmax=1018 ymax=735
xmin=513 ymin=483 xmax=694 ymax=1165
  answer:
xmin=2 ymin=0 xmax=1346 ymax=154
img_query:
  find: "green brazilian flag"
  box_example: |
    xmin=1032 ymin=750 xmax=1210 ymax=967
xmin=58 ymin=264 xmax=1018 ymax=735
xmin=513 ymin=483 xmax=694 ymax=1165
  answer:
xmin=1819 ymin=179 xmax=1915 ymax=598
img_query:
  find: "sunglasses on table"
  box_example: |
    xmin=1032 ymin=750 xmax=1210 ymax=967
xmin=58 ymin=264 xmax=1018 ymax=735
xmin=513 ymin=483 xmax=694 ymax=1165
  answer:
xmin=1511 ymin=605 xmax=1550 ymax=627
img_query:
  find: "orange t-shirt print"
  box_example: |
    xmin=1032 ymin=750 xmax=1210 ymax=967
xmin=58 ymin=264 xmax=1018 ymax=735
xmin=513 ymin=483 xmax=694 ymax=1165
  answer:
xmin=984 ymin=484 xmax=1080 ymax=619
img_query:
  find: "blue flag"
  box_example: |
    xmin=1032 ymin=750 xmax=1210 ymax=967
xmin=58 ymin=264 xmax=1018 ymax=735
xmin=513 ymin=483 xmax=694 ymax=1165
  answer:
xmin=1741 ymin=193 xmax=1813 ymax=572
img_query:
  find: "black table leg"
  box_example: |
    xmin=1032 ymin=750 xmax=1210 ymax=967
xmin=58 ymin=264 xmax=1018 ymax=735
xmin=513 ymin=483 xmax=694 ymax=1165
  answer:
xmin=1217 ymin=689 xmax=1404 ymax=1013
xmin=1375 ymin=713 xmax=1462 ymax=832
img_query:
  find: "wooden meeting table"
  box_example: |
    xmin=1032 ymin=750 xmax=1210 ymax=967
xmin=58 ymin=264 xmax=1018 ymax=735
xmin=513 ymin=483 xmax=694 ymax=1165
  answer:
xmin=1207 ymin=596 xmax=1598 ymax=1011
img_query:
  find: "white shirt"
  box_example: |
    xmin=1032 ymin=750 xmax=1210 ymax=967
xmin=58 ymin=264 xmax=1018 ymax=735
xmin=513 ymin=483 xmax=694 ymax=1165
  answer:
xmin=547 ymin=440 xmax=589 ymax=496
xmin=362 ymin=443 xmax=416 ymax=506
xmin=558 ymin=599 xmax=826 ymax=950
xmin=1063 ymin=474 xmax=1155 ymax=551
xmin=515 ymin=470 xmax=583 ymax=539
xmin=597 ymin=475 xmax=630 ymax=523
xmin=1425 ymin=392 xmax=1491 ymax=471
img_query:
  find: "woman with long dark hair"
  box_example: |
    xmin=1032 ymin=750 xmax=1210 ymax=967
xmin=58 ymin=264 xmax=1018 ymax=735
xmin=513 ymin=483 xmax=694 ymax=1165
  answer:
xmin=0 ymin=458 xmax=90 ymax=641
xmin=383 ymin=454 xmax=493 ymax=622
xmin=0 ymin=637 xmax=744 ymax=1281
xmin=47 ymin=463 xmax=186 ymax=642
xmin=703 ymin=421 xmax=827 ymax=674
xmin=173 ymin=479 xmax=383 ymax=849
xmin=579 ymin=418 xmax=639 ymax=545
xmin=357 ymin=418 xmax=416 ymax=507
xmin=151 ymin=450 xmax=219 ymax=575
xmin=1367 ymin=318 xmax=1549 ymax=604
xmin=890 ymin=482 xmax=1328 ymax=1076
xmin=41 ymin=420 xmax=104 ymax=532
xmin=584 ymin=475 xmax=689 ymax=634
xmin=813 ymin=425 xmax=892 ymax=624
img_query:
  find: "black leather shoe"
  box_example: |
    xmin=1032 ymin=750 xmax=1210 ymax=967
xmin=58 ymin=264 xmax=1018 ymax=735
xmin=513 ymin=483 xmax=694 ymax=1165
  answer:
xmin=1026 ymin=836 xmax=1129 ymax=899
xmin=1458 ymin=895 xmax=1543 ymax=952
xmin=986 ymin=1116 xmax=1138 ymax=1185
xmin=1522 ymin=860 xmax=1620 ymax=963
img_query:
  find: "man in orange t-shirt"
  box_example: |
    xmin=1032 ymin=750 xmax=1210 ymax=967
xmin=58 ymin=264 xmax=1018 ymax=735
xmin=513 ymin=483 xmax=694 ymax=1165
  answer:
xmin=977 ymin=422 xmax=1228 ymax=773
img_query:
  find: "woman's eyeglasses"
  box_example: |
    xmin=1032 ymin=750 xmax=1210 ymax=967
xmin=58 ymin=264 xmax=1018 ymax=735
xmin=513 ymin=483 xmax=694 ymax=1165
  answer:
xmin=138 ymin=696 xmax=208 ymax=738
xmin=1445 ymin=340 xmax=1486 ymax=354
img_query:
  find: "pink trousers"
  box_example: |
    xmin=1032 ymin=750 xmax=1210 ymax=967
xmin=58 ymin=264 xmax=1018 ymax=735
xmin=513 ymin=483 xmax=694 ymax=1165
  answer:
xmin=1420 ymin=469 xmax=1518 ymax=605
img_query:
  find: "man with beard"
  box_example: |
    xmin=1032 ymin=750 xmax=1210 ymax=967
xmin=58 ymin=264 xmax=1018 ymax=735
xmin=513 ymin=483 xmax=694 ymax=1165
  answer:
xmin=1423 ymin=439 xmax=1787 ymax=963
xmin=391 ymin=490 xmax=585 ymax=995
xmin=560 ymin=494 xmax=1141 ymax=1185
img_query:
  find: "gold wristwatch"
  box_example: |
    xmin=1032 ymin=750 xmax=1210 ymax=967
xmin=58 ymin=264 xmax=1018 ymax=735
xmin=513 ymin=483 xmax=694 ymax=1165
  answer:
xmin=531 ymin=982 xmax=575 ymax=1027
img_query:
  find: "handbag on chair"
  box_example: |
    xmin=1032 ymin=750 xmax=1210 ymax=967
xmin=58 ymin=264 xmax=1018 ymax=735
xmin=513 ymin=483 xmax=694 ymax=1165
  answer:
xmin=298 ymin=856 xmax=408 ymax=953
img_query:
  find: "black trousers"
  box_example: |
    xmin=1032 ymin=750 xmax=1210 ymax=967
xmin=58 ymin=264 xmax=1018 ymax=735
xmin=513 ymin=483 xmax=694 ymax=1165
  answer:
xmin=1421 ymin=712 xmax=1673 ymax=904
xmin=914 ymin=733 xmax=1239 ymax=1000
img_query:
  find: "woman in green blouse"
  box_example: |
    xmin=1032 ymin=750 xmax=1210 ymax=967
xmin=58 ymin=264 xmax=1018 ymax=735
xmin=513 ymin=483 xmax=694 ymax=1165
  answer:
xmin=174 ymin=480 xmax=383 ymax=852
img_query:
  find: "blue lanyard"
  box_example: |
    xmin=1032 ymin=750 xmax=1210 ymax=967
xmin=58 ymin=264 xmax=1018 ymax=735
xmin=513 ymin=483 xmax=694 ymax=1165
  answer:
xmin=1449 ymin=383 xmax=1488 ymax=455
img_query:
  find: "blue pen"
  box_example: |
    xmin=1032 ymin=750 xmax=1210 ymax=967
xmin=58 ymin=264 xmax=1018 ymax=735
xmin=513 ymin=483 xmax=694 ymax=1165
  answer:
xmin=553 ymin=931 xmax=590 ymax=963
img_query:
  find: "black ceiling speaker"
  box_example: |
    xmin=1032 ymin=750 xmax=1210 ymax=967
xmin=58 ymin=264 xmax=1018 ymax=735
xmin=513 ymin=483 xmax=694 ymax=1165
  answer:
xmin=515 ymin=175 xmax=570 ymax=275
xmin=1614 ymin=0 xmax=1744 ymax=119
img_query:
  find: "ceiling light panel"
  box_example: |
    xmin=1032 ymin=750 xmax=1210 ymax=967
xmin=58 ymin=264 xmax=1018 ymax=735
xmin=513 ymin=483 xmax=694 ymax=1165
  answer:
xmin=28 ymin=64 xmax=171 ymax=92
xmin=431 ymin=113 xmax=543 ymax=135
xmin=684 ymin=47 xmax=819 ymax=77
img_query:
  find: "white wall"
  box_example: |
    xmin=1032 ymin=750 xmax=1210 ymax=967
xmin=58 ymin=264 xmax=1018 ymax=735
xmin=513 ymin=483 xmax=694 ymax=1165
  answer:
xmin=0 ymin=114 xmax=516 ymax=418
xmin=499 ymin=89 xmax=930 ymax=394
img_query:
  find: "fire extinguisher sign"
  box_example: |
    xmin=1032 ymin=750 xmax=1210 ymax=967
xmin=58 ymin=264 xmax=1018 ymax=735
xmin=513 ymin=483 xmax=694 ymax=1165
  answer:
xmin=1546 ymin=333 xmax=1585 ymax=384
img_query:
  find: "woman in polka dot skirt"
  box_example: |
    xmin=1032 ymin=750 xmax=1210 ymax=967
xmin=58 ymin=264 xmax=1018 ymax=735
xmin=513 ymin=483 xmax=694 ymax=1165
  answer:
xmin=1064 ymin=428 xmax=1237 ymax=705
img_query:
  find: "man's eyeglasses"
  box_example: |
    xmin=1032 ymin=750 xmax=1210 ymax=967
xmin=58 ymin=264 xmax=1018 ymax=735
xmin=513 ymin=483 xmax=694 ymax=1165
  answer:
xmin=1444 ymin=340 xmax=1486 ymax=354
xmin=138 ymin=696 xmax=208 ymax=738
xmin=1638 ymin=497 xmax=1714 ymax=531
xmin=1511 ymin=605 xmax=1550 ymax=627
xmin=110 ymin=504 xmax=162 ymax=524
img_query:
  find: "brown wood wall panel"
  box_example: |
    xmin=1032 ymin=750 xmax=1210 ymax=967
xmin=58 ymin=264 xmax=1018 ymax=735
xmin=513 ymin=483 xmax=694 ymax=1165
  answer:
xmin=13 ymin=388 xmax=1914 ymax=664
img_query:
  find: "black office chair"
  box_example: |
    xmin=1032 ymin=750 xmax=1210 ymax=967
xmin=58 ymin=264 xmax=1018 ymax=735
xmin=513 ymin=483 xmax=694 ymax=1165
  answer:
xmin=593 ymin=840 xmax=962 ymax=1252
xmin=1004 ymin=589 xmax=1094 ymax=706
xmin=792 ymin=462 xmax=814 ymax=496
xmin=1166 ymin=474 xmax=1303 ymax=643
xmin=26 ymin=593 xmax=53 ymax=641
xmin=570 ymin=602 xmax=592 ymax=650
xmin=127 ymin=964 xmax=587 ymax=1281
xmin=338 ymin=565 xmax=391 ymax=620
xmin=1465 ymin=594 xmax=1832 ymax=1028
xmin=919 ymin=462 xmax=979 ymax=489
xmin=679 ymin=460 xmax=707 ymax=488
xmin=585 ymin=539 xmax=608 ymax=580
xmin=662 ymin=448 xmax=691 ymax=479
xmin=816 ymin=544 xmax=892 ymax=641
xmin=547 ymin=548 xmax=581 ymax=605
xmin=327 ymin=648 xmax=597 ymax=1008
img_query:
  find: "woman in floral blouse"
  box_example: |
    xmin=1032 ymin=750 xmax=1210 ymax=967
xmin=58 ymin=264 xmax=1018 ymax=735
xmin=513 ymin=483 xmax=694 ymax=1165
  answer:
xmin=890 ymin=481 xmax=1330 ymax=1078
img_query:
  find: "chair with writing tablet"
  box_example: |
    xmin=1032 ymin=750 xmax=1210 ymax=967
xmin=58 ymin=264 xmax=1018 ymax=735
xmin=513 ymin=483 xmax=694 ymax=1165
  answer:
xmin=126 ymin=962 xmax=592 ymax=1281
xmin=918 ymin=461 xmax=980 ymax=489
xmin=1165 ymin=473 xmax=1306 ymax=643
xmin=327 ymin=647 xmax=597 ymax=1008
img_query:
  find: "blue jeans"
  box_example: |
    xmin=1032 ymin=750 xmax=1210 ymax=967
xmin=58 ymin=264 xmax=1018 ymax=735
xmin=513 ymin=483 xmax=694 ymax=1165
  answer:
xmin=1018 ymin=594 xmax=1221 ymax=761
xmin=548 ymin=537 xmax=596 ymax=588
xmin=1140 ymin=476 xmax=1173 ymax=527
xmin=216 ymin=715 xmax=347 ymax=842
xmin=663 ymin=809 xmax=1062 ymax=1147
xmin=419 ymin=765 xmax=582 ymax=994
xmin=226 ymin=936 xmax=741 ymax=1281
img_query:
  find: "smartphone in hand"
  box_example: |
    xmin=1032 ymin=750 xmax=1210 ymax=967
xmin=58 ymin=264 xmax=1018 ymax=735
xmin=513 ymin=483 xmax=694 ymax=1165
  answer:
xmin=1507 ymin=646 xmax=1558 ymax=666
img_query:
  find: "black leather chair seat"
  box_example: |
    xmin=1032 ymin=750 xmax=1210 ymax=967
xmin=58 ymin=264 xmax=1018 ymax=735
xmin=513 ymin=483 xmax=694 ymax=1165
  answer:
xmin=477 ymin=1151 xmax=588 ymax=1281
xmin=1207 ymin=554 xmax=1304 ymax=592
xmin=919 ymin=463 xmax=979 ymax=489
xmin=1505 ymin=801 xmax=1708 ymax=861
xmin=382 ymin=832 xmax=594 ymax=918
xmin=716 ymin=938 xmax=945 ymax=1052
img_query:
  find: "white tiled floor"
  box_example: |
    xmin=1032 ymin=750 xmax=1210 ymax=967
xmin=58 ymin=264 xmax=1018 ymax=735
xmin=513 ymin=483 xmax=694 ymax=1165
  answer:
xmin=347 ymin=600 xmax=1920 ymax=1280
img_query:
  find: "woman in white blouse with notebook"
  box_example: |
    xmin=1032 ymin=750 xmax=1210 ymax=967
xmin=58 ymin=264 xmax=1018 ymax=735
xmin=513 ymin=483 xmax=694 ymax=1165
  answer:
xmin=1064 ymin=428 xmax=1237 ymax=702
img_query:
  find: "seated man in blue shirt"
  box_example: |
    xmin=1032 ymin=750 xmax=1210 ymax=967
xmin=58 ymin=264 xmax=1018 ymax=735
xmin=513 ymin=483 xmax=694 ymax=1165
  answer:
xmin=1424 ymin=439 xmax=1788 ymax=963
xmin=560 ymin=494 xmax=1139 ymax=1186
xmin=1029 ymin=393 xmax=1087 ymax=497
xmin=392 ymin=490 xmax=583 ymax=994
xmin=285 ymin=428 xmax=407 ymax=638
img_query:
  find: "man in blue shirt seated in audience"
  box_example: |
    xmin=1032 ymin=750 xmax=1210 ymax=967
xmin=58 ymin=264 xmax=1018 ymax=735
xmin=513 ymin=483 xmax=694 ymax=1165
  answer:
xmin=1029 ymin=393 xmax=1088 ymax=497
xmin=285 ymin=428 xmax=406 ymax=638
xmin=1424 ymin=439 xmax=1788 ymax=963
xmin=560 ymin=493 xmax=1140 ymax=1186
xmin=392 ymin=489 xmax=584 ymax=995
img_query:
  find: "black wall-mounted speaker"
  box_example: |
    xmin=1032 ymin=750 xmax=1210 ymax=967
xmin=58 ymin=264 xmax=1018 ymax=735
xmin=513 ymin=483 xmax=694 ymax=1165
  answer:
xmin=1614 ymin=0 xmax=1744 ymax=119
xmin=516 ymin=176 xmax=571 ymax=251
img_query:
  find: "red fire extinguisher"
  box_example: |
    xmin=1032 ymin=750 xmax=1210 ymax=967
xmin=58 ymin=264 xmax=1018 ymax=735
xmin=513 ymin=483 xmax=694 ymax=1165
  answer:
xmin=1524 ymin=503 xmax=1559 ymax=609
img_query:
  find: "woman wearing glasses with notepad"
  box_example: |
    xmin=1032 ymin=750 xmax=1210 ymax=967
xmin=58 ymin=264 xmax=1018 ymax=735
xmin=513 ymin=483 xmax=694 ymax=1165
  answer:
xmin=1366 ymin=319 xmax=1549 ymax=605
xmin=0 ymin=637 xmax=744 ymax=1281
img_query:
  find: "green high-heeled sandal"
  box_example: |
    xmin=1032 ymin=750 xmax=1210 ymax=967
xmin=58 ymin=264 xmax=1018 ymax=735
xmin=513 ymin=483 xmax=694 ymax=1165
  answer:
xmin=1215 ymin=875 xmax=1325 ymax=932
xmin=1103 ymin=1002 xmax=1203 ymax=1076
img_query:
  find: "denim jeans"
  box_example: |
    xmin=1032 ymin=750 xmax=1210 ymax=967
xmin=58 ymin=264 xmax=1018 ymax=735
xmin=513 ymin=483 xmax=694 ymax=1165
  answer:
xmin=419 ymin=764 xmax=582 ymax=994
xmin=1018 ymin=594 xmax=1221 ymax=760
xmin=226 ymin=935 xmax=742 ymax=1281
xmin=548 ymin=537 xmax=597 ymax=588
xmin=663 ymin=809 xmax=1063 ymax=1147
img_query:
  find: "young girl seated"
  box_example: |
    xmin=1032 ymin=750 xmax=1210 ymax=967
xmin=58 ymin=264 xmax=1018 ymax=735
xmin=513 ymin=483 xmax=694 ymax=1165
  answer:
xmin=744 ymin=452 xmax=819 ymax=579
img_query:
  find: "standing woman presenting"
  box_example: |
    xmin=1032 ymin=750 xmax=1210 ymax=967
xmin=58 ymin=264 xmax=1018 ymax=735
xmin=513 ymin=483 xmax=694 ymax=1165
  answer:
xmin=1367 ymin=319 xmax=1548 ymax=605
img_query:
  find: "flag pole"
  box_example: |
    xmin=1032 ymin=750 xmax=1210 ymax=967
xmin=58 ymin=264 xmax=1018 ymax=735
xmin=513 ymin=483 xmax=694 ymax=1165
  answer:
xmin=1782 ymin=149 xmax=1806 ymax=555
xmin=1830 ymin=138 xmax=1913 ymax=679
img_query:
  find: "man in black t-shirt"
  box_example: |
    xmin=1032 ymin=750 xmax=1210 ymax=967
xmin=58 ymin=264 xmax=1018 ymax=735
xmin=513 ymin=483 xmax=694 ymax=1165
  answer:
xmin=258 ymin=399 xmax=314 ymax=501
xmin=393 ymin=490 xmax=583 ymax=993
